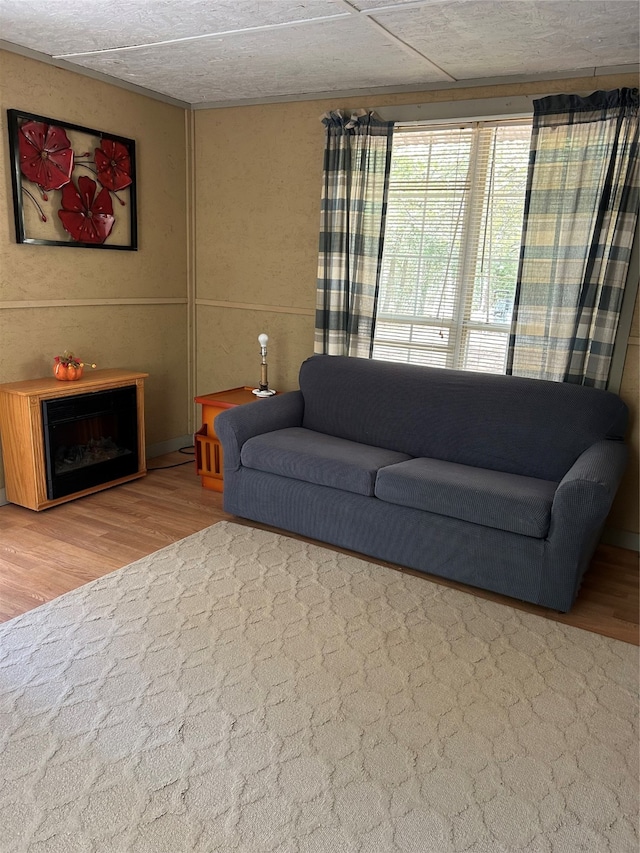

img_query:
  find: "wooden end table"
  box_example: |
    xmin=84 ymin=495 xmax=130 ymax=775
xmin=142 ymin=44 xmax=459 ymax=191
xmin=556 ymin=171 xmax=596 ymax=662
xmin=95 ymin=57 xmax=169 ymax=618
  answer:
xmin=194 ymin=386 xmax=275 ymax=491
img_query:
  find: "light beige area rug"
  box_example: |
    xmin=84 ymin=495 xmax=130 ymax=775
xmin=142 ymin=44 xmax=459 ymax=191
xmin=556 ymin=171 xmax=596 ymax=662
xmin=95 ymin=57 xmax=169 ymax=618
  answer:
xmin=0 ymin=521 xmax=637 ymax=853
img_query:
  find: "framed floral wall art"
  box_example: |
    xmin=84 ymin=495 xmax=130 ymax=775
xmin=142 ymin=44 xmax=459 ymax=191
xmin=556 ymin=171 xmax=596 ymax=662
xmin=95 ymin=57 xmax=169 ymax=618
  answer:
xmin=7 ymin=109 xmax=137 ymax=250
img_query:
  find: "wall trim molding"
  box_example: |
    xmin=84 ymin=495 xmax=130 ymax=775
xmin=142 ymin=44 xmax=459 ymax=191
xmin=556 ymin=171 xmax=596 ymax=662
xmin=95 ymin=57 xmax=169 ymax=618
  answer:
xmin=4 ymin=38 xmax=636 ymax=112
xmin=0 ymin=437 xmax=195 ymax=507
xmin=191 ymin=65 xmax=640 ymax=110
xmin=0 ymin=40 xmax=191 ymax=109
xmin=146 ymin=435 xmax=194 ymax=459
xmin=0 ymin=297 xmax=187 ymax=310
xmin=196 ymin=299 xmax=314 ymax=316
xmin=0 ymin=477 xmax=636 ymax=552
xmin=186 ymin=108 xmax=197 ymax=435
xmin=3 ymin=33 xmax=638 ymax=112
xmin=601 ymin=527 xmax=640 ymax=553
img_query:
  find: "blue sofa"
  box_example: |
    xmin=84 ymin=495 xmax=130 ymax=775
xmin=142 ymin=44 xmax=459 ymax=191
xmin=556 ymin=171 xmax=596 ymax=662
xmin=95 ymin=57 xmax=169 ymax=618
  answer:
xmin=216 ymin=355 xmax=628 ymax=612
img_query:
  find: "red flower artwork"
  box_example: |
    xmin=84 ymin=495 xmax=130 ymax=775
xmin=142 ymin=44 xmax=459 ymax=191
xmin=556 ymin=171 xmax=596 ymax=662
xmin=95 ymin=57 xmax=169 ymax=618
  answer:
xmin=95 ymin=139 xmax=132 ymax=192
xmin=58 ymin=176 xmax=115 ymax=244
xmin=18 ymin=121 xmax=74 ymax=192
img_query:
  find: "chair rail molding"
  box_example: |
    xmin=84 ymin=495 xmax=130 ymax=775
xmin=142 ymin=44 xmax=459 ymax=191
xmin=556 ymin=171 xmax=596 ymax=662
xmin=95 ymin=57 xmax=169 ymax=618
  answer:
xmin=1 ymin=297 xmax=187 ymax=309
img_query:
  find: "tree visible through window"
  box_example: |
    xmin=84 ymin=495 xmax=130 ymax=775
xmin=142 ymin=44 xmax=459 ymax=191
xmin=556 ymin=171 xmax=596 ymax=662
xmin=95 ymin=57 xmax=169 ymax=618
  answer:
xmin=373 ymin=120 xmax=532 ymax=373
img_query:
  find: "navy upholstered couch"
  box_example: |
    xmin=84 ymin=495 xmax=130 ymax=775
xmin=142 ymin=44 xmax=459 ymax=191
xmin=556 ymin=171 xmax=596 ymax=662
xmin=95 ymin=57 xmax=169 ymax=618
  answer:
xmin=216 ymin=355 xmax=628 ymax=612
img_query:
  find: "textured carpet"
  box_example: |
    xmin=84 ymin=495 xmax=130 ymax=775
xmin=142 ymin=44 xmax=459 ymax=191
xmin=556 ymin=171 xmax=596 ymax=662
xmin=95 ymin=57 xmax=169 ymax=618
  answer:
xmin=0 ymin=521 xmax=637 ymax=853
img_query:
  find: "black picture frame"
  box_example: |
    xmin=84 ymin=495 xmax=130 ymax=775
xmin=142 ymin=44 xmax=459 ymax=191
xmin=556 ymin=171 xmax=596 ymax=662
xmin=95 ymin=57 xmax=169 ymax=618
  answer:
xmin=7 ymin=108 xmax=137 ymax=250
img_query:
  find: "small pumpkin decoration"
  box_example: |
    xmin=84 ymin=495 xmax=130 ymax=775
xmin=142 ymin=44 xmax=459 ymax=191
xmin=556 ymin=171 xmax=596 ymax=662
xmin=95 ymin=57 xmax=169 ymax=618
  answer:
xmin=53 ymin=351 xmax=96 ymax=381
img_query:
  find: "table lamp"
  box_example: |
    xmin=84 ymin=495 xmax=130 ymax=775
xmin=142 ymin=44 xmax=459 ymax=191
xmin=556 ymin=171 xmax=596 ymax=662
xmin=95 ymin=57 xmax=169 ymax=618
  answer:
xmin=252 ymin=333 xmax=276 ymax=396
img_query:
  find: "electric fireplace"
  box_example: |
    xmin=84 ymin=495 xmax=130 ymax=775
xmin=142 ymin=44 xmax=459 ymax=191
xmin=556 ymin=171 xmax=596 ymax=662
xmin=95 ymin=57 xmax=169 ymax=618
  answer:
xmin=0 ymin=369 xmax=147 ymax=511
xmin=42 ymin=386 xmax=139 ymax=500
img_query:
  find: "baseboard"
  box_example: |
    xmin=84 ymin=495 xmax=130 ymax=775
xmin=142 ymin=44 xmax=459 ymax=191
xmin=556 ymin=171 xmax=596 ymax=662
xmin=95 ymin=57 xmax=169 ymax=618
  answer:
xmin=146 ymin=434 xmax=194 ymax=459
xmin=1 ymin=464 xmax=638 ymax=553
xmin=601 ymin=527 xmax=640 ymax=553
xmin=0 ymin=437 xmax=194 ymax=508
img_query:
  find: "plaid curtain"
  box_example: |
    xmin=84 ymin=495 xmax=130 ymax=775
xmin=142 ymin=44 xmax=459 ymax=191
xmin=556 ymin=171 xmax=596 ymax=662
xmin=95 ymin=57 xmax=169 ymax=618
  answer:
xmin=507 ymin=88 xmax=639 ymax=387
xmin=315 ymin=110 xmax=394 ymax=357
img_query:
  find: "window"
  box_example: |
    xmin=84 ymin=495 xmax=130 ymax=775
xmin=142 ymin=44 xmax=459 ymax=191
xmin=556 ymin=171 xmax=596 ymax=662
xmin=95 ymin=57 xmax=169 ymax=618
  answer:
xmin=373 ymin=120 xmax=532 ymax=373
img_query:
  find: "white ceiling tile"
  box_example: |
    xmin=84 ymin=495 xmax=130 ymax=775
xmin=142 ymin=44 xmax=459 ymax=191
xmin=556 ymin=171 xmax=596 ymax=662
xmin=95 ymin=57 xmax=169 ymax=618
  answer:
xmin=0 ymin=0 xmax=346 ymax=55
xmin=65 ymin=17 xmax=443 ymax=104
xmin=373 ymin=0 xmax=639 ymax=78
xmin=352 ymin=0 xmax=450 ymax=8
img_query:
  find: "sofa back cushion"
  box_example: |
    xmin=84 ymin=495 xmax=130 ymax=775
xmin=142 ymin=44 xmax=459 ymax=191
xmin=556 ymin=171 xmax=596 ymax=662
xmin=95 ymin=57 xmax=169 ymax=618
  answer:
xmin=299 ymin=355 xmax=628 ymax=481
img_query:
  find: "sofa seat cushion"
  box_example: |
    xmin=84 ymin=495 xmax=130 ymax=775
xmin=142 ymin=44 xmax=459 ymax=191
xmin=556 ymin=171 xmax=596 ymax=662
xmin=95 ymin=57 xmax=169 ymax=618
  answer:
xmin=375 ymin=458 xmax=558 ymax=538
xmin=241 ymin=428 xmax=412 ymax=497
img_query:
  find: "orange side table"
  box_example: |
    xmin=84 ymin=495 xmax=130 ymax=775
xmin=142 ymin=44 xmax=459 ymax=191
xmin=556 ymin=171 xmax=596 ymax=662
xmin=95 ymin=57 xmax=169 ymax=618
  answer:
xmin=194 ymin=386 xmax=275 ymax=491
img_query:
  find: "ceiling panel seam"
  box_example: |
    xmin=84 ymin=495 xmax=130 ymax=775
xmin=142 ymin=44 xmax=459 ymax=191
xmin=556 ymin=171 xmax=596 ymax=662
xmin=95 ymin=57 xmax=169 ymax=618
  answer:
xmin=364 ymin=14 xmax=457 ymax=81
xmin=334 ymin=0 xmax=450 ymax=14
xmin=53 ymin=13 xmax=353 ymax=58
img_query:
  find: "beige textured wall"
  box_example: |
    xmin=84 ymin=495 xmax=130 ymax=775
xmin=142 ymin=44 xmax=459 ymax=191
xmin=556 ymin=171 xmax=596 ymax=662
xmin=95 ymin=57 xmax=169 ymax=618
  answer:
xmin=194 ymin=72 xmax=639 ymax=539
xmin=610 ymin=291 xmax=639 ymax=537
xmin=0 ymin=50 xmax=189 ymax=493
xmin=194 ymin=99 xmax=320 ymax=395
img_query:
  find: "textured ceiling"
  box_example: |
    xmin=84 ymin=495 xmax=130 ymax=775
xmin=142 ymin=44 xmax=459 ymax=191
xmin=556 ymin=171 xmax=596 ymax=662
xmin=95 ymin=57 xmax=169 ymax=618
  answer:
xmin=0 ymin=0 xmax=637 ymax=108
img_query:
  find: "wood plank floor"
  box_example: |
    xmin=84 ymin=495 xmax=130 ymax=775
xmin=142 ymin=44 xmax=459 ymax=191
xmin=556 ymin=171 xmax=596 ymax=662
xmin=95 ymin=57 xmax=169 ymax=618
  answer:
xmin=0 ymin=451 xmax=638 ymax=645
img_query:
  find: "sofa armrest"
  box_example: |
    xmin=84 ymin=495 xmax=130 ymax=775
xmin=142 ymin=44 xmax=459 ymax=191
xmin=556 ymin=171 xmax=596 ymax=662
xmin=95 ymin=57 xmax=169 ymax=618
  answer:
xmin=550 ymin=439 xmax=628 ymax=536
xmin=215 ymin=390 xmax=304 ymax=473
xmin=538 ymin=439 xmax=628 ymax=610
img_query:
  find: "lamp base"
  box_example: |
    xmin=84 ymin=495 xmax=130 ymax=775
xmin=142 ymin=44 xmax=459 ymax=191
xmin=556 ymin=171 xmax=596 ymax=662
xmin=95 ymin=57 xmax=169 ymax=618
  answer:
xmin=252 ymin=388 xmax=277 ymax=397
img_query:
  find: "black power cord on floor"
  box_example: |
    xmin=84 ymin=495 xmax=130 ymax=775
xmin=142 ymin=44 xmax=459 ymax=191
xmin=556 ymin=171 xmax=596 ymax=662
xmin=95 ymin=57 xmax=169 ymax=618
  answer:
xmin=147 ymin=445 xmax=196 ymax=470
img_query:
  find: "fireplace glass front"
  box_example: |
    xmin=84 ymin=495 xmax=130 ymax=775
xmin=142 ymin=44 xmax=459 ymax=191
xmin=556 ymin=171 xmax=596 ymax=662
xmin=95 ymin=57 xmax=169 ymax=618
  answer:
xmin=42 ymin=385 xmax=139 ymax=500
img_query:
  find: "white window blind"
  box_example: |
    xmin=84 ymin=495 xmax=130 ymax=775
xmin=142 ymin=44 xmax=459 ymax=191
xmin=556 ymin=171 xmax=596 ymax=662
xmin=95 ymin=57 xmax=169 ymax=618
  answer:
xmin=373 ymin=119 xmax=532 ymax=373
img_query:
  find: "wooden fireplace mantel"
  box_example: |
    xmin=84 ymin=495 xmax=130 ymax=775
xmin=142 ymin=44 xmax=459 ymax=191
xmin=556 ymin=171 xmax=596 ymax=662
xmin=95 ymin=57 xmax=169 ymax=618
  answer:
xmin=0 ymin=369 xmax=148 ymax=511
